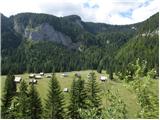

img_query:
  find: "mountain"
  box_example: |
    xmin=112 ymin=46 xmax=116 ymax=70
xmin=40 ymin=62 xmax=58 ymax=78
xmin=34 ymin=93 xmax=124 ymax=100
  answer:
xmin=115 ymin=13 xmax=159 ymax=73
xmin=1 ymin=12 xmax=159 ymax=75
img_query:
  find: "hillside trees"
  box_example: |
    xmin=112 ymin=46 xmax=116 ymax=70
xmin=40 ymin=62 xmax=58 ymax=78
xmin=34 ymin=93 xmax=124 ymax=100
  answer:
xmin=1 ymin=12 xmax=159 ymax=75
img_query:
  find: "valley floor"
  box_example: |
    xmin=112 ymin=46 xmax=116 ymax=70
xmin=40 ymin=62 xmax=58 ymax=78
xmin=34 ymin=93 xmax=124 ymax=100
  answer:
xmin=0 ymin=70 xmax=159 ymax=118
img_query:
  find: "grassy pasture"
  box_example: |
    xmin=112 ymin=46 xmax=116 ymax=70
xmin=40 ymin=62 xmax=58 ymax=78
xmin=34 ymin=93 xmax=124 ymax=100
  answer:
xmin=0 ymin=70 xmax=158 ymax=118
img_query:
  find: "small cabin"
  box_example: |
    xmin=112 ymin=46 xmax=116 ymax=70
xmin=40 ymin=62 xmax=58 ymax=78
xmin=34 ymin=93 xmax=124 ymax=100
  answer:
xmin=29 ymin=74 xmax=35 ymax=78
xmin=100 ymin=76 xmax=107 ymax=81
xmin=63 ymin=88 xmax=68 ymax=92
xmin=29 ymin=79 xmax=37 ymax=84
xmin=62 ymin=73 xmax=68 ymax=77
xmin=75 ymin=72 xmax=81 ymax=77
xmin=14 ymin=77 xmax=22 ymax=83
xmin=40 ymin=72 xmax=44 ymax=76
xmin=35 ymin=75 xmax=42 ymax=79
xmin=46 ymin=74 xmax=52 ymax=78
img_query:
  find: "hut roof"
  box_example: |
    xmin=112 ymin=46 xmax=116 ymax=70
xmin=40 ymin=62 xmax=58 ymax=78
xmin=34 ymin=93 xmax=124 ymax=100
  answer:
xmin=14 ymin=77 xmax=22 ymax=82
xmin=100 ymin=76 xmax=107 ymax=81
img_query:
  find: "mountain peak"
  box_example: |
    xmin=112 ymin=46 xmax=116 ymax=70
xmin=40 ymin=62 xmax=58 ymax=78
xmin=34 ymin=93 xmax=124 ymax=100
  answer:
xmin=63 ymin=15 xmax=81 ymax=21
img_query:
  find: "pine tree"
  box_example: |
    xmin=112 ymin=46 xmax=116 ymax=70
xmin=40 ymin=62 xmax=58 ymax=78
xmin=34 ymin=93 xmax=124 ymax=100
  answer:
xmin=68 ymin=78 xmax=79 ymax=118
xmin=68 ymin=76 xmax=87 ymax=118
xmin=109 ymin=69 xmax=113 ymax=80
xmin=97 ymin=61 xmax=102 ymax=73
xmin=76 ymin=77 xmax=87 ymax=109
xmin=1 ymin=73 xmax=16 ymax=118
xmin=28 ymin=84 xmax=42 ymax=119
xmin=15 ymin=80 xmax=29 ymax=118
xmin=86 ymin=72 xmax=102 ymax=117
xmin=44 ymin=73 xmax=64 ymax=118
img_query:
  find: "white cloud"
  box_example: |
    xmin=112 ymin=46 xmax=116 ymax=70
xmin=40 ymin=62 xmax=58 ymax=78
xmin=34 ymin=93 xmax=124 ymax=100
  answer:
xmin=0 ymin=0 xmax=159 ymax=25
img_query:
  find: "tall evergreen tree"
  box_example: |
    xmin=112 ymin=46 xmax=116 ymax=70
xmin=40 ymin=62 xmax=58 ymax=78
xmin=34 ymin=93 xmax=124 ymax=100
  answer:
xmin=68 ymin=79 xmax=79 ymax=118
xmin=68 ymin=76 xmax=87 ymax=118
xmin=1 ymin=73 xmax=16 ymax=118
xmin=16 ymin=80 xmax=29 ymax=118
xmin=86 ymin=72 xmax=102 ymax=116
xmin=109 ymin=69 xmax=113 ymax=80
xmin=28 ymin=84 xmax=42 ymax=119
xmin=44 ymin=73 xmax=64 ymax=118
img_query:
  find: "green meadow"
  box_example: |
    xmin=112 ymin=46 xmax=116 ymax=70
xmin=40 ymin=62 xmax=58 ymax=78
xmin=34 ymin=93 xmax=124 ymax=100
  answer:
xmin=1 ymin=70 xmax=158 ymax=118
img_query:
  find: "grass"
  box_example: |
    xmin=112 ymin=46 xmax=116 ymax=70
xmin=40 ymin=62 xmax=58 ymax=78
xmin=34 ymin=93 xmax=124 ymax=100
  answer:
xmin=0 ymin=70 xmax=159 ymax=118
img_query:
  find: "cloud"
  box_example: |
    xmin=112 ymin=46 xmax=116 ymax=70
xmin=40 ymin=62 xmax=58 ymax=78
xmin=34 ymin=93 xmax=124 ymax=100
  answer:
xmin=83 ymin=2 xmax=99 ymax=9
xmin=0 ymin=0 xmax=159 ymax=25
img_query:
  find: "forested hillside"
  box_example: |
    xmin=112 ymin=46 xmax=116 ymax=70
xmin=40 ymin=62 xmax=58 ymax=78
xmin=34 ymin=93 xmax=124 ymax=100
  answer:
xmin=1 ymin=12 xmax=159 ymax=75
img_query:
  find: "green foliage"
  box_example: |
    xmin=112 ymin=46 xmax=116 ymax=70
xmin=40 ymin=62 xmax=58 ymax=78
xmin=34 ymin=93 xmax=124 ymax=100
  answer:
xmin=97 ymin=64 xmax=102 ymax=73
xmin=147 ymin=68 xmax=157 ymax=79
xmin=118 ymin=59 xmax=148 ymax=82
xmin=102 ymin=90 xmax=127 ymax=119
xmin=134 ymin=59 xmax=147 ymax=78
xmin=44 ymin=73 xmax=65 ymax=118
xmin=131 ymin=77 xmax=159 ymax=118
xmin=78 ymin=107 xmax=101 ymax=119
xmin=28 ymin=84 xmax=43 ymax=119
xmin=1 ymin=74 xmax=16 ymax=118
xmin=116 ymin=34 xmax=158 ymax=75
xmin=16 ymin=80 xmax=30 ymax=118
xmin=67 ymin=79 xmax=79 ymax=118
xmin=1 ymin=12 xmax=159 ymax=119
xmin=1 ymin=13 xmax=158 ymax=76
xmin=86 ymin=72 xmax=102 ymax=117
xmin=129 ymin=59 xmax=159 ymax=118
xmin=68 ymin=76 xmax=87 ymax=118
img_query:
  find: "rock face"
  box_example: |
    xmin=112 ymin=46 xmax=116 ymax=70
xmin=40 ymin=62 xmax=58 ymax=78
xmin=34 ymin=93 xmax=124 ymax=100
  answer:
xmin=14 ymin=20 xmax=25 ymax=34
xmin=24 ymin=23 xmax=72 ymax=46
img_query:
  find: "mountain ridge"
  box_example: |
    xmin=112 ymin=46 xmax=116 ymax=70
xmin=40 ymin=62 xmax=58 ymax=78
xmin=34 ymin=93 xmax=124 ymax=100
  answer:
xmin=1 ymin=12 xmax=159 ymax=75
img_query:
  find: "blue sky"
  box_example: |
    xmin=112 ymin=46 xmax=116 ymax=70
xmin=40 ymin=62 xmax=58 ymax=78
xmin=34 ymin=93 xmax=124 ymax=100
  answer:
xmin=0 ymin=0 xmax=159 ymax=25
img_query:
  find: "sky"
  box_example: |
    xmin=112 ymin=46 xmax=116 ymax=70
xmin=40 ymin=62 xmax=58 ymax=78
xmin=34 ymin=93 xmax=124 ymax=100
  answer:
xmin=0 ymin=0 xmax=159 ymax=25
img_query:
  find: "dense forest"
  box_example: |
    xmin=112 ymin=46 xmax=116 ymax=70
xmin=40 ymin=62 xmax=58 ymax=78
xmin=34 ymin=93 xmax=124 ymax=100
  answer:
xmin=1 ymin=12 xmax=159 ymax=77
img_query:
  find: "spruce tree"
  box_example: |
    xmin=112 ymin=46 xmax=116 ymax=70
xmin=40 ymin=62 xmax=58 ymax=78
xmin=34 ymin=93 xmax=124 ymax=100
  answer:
xmin=76 ymin=77 xmax=87 ymax=109
xmin=44 ymin=73 xmax=64 ymax=118
xmin=97 ymin=66 xmax=102 ymax=73
xmin=68 ymin=76 xmax=87 ymax=118
xmin=68 ymin=79 xmax=79 ymax=118
xmin=28 ymin=84 xmax=42 ymax=119
xmin=1 ymin=74 xmax=16 ymax=118
xmin=109 ymin=69 xmax=113 ymax=80
xmin=86 ymin=72 xmax=102 ymax=116
xmin=16 ymin=80 xmax=29 ymax=118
